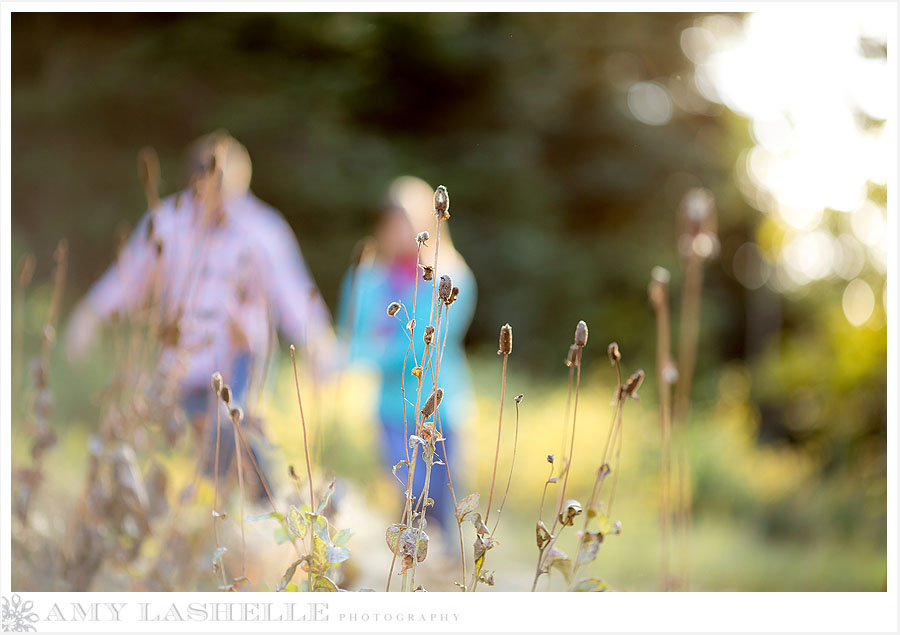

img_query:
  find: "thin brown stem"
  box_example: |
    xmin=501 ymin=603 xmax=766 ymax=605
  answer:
xmin=485 ymin=353 xmax=508 ymax=526
xmin=491 ymin=396 xmax=520 ymax=537
xmin=289 ymin=345 xmax=315 ymax=512
xmin=230 ymin=415 xmax=246 ymax=579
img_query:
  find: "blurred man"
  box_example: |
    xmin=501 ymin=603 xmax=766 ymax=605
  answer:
xmin=65 ymin=131 xmax=336 ymax=496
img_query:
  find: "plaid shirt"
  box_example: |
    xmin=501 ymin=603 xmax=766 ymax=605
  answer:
xmin=87 ymin=190 xmax=334 ymax=391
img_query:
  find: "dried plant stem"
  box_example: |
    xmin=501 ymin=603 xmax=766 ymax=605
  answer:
xmin=289 ymin=344 xmax=317 ymax=592
xmin=289 ymin=346 xmax=316 ymax=512
xmin=673 ymin=253 xmax=704 ymax=592
xmin=491 ymin=396 xmax=520 ymax=537
xmin=650 ymin=272 xmax=675 ymax=591
xmin=485 ymin=353 xmax=509 ymax=526
xmin=230 ymin=416 xmax=247 ymax=578
xmin=212 ymin=394 xmax=223 ymax=550
xmin=409 ymin=452 xmax=433 ymax=590
xmin=13 ymin=254 xmax=35 ymax=400
xmin=552 ymin=348 xmax=582 ymax=534
xmin=557 ymin=365 xmax=575 ymax=482
xmin=674 ymin=253 xmax=703 ymax=422
xmin=533 ymin=348 xmax=583 ymax=591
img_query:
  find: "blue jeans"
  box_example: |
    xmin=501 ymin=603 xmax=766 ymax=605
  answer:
xmin=383 ymin=421 xmax=457 ymax=534
xmin=183 ymin=353 xmax=269 ymax=501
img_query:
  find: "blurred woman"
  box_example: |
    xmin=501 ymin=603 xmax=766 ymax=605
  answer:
xmin=338 ymin=176 xmax=476 ymax=534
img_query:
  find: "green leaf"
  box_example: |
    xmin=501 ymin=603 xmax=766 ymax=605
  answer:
xmin=310 ymin=573 xmax=339 ymax=592
xmin=284 ymin=582 xmax=299 ymax=592
xmin=576 ymin=531 xmax=603 ymax=566
xmin=276 ymin=557 xmax=309 ymax=592
xmin=572 ymin=577 xmax=612 ymax=592
xmin=303 ymin=511 xmax=330 ymax=542
xmin=332 ymin=528 xmax=352 ymax=546
xmin=385 ymin=524 xmax=405 ymax=556
xmin=286 ymin=506 xmax=308 ymax=539
xmin=212 ymin=546 xmax=227 ymax=571
xmin=248 ymin=511 xmax=283 ymax=523
xmin=274 ymin=526 xmax=291 ymax=545
xmin=462 ymin=511 xmax=489 ymax=535
xmin=547 ymin=547 xmax=572 ymax=583
xmin=455 ymin=492 xmax=480 ymax=521
xmin=325 ymin=545 xmax=350 ymax=565
xmin=310 ymin=534 xmax=330 ymax=575
xmin=315 ymin=481 xmax=335 ymax=516
xmin=473 ymin=534 xmax=496 ymax=580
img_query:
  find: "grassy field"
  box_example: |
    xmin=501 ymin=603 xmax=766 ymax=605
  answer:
xmin=11 ymin=337 xmax=886 ymax=592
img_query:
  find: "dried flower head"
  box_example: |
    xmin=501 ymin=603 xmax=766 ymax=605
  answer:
xmin=416 ymin=231 xmax=430 ymax=247
xmin=662 ymin=361 xmax=679 ymax=385
xmin=434 ymin=185 xmax=450 ymax=219
xmin=411 ymin=366 xmax=423 ymax=378
xmin=423 ymin=325 xmax=435 ymax=344
xmin=648 ymin=266 xmax=671 ymax=308
xmin=406 ymin=318 xmax=416 ymax=332
xmin=574 ymin=320 xmax=589 ymax=348
xmin=220 ymin=385 xmax=232 ymax=404
xmin=211 ymin=372 xmax=223 ymax=394
xmin=565 ymin=344 xmax=579 ymax=367
xmin=515 ymin=394 xmax=524 ymax=404
xmin=387 ymin=301 xmax=402 ymax=317
xmin=498 ymin=323 xmax=513 ymax=355
xmin=559 ymin=499 xmax=583 ymax=527
xmin=623 ymin=369 xmax=645 ymax=399
xmin=230 ymin=406 xmax=244 ymax=424
xmin=421 ymin=264 xmax=434 ymax=281
xmin=446 ymin=286 xmax=460 ymax=306
xmin=546 ymin=453 xmax=555 ymax=464
xmin=421 ymin=388 xmax=444 ymax=418
xmin=607 ymin=342 xmax=621 ymax=365
xmin=438 ymin=274 xmax=452 ymax=301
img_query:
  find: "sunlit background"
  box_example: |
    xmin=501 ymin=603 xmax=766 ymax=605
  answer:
xmin=10 ymin=9 xmax=892 ymax=591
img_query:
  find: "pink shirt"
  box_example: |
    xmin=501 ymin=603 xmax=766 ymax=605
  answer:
xmin=88 ymin=190 xmax=333 ymax=390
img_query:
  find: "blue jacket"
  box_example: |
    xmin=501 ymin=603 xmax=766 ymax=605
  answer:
xmin=337 ymin=256 xmax=476 ymax=430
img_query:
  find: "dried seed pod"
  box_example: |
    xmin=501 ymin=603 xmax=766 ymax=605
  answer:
xmin=433 ymin=185 xmax=450 ymax=219
xmin=607 ymin=342 xmax=621 ymax=365
xmin=623 ymin=370 xmax=645 ymax=398
xmin=558 ymin=499 xmax=583 ymax=527
xmin=515 ymin=394 xmax=524 ymax=404
xmin=497 ymin=323 xmax=513 ymax=355
xmin=416 ymin=231 xmax=430 ymax=247
xmin=387 ymin=301 xmax=402 ymax=317
xmin=421 ymin=264 xmax=434 ymax=281
xmin=220 ymin=385 xmax=232 ymax=404
xmin=536 ymin=521 xmax=552 ymax=550
xmin=546 ymin=453 xmax=555 ymax=464
xmin=438 ymin=275 xmax=452 ymax=301
xmin=565 ymin=344 xmax=579 ymax=367
xmin=230 ymin=406 xmax=244 ymax=424
xmin=406 ymin=319 xmax=416 ymax=332
xmin=574 ymin=320 xmax=589 ymax=348
xmin=421 ymin=388 xmax=444 ymax=418
xmin=411 ymin=366 xmax=423 ymax=378
xmin=211 ymin=372 xmax=223 ymax=393
xmin=447 ymin=286 xmax=460 ymax=306
xmin=423 ymin=325 xmax=435 ymax=344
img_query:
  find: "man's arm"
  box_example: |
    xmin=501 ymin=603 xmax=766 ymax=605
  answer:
xmin=257 ymin=210 xmax=338 ymax=372
xmin=64 ymin=210 xmax=157 ymax=363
